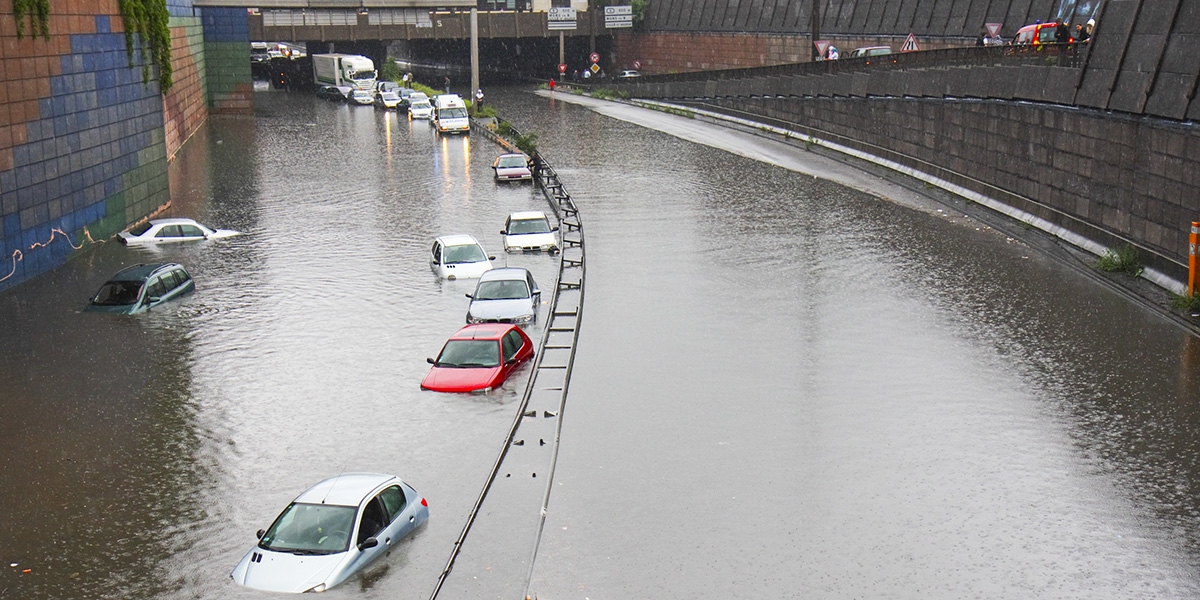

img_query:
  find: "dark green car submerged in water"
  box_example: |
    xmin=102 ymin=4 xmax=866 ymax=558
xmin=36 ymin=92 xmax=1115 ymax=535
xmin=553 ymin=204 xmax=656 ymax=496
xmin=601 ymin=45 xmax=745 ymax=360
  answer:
xmin=84 ymin=263 xmax=195 ymax=314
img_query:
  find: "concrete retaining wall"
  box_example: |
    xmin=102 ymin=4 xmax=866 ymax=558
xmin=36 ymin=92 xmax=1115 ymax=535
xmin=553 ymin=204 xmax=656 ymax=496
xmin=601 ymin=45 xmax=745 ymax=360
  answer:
xmin=0 ymin=1 xmax=249 ymax=293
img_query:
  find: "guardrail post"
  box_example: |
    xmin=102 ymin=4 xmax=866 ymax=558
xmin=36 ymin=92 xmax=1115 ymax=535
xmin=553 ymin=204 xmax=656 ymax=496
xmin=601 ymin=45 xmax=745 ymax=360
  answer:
xmin=1190 ymin=221 xmax=1199 ymax=296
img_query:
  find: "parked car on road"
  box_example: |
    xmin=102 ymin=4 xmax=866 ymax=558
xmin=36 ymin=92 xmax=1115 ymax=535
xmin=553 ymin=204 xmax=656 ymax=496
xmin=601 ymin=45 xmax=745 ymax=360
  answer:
xmin=421 ymin=323 xmax=534 ymax=393
xmin=84 ymin=263 xmax=195 ymax=314
xmin=374 ymin=91 xmax=402 ymax=110
xmin=848 ymin=46 xmax=892 ymax=58
xmin=230 ymin=473 xmax=429 ymax=594
xmin=408 ymin=100 xmax=434 ymax=119
xmin=348 ymin=89 xmax=374 ymax=105
xmin=466 ymin=267 xmax=540 ymax=324
xmin=316 ymin=85 xmax=349 ymax=101
xmin=430 ymin=234 xmax=494 ymax=280
xmin=491 ymin=153 xmax=532 ymax=182
xmin=501 ymin=211 xmax=559 ymax=253
xmin=119 ymin=217 xmax=239 ymax=245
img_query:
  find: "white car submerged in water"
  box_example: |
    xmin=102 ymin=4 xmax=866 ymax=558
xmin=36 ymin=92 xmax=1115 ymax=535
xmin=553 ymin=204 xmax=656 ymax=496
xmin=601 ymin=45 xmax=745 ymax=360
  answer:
xmin=230 ymin=473 xmax=429 ymax=594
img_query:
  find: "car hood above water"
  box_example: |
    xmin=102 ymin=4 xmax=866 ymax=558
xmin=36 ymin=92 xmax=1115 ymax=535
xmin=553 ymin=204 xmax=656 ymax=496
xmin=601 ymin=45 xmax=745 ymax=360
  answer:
xmin=231 ymin=548 xmax=347 ymax=593
xmin=421 ymin=365 xmax=502 ymax=393
xmin=468 ymin=298 xmax=534 ymax=322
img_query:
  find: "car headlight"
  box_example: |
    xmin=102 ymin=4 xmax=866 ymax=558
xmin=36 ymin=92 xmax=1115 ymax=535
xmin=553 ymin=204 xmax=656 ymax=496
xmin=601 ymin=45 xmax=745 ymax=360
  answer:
xmin=303 ymin=583 xmax=327 ymax=593
xmin=506 ymin=246 xmax=521 ymax=253
xmin=471 ymin=386 xmax=493 ymax=395
xmin=514 ymin=313 xmax=533 ymax=324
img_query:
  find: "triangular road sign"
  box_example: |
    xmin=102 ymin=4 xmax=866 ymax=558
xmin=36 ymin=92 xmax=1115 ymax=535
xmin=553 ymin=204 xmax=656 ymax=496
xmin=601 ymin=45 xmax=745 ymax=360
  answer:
xmin=814 ymin=40 xmax=830 ymax=57
xmin=985 ymin=22 xmax=1003 ymax=37
xmin=901 ymin=33 xmax=919 ymax=52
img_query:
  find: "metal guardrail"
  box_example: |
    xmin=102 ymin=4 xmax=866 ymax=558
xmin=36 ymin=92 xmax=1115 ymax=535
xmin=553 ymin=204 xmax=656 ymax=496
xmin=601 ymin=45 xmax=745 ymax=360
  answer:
xmin=617 ymin=43 xmax=1088 ymax=85
xmin=429 ymin=119 xmax=585 ymax=600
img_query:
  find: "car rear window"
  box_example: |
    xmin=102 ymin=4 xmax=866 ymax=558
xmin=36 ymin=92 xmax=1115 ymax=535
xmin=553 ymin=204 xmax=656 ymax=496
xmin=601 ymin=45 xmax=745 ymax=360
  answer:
xmin=129 ymin=222 xmax=153 ymax=236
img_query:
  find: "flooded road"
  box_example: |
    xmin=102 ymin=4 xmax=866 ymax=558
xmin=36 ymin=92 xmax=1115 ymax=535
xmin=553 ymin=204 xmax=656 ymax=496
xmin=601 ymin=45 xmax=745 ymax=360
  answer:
xmin=2 ymin=86 xmax=1200 ymax=599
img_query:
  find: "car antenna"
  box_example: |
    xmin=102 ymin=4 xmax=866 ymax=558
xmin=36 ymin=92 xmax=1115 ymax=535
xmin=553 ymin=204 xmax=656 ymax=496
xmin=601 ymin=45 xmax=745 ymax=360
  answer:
xmin=319 ymin=471 xmax=345 ymax=505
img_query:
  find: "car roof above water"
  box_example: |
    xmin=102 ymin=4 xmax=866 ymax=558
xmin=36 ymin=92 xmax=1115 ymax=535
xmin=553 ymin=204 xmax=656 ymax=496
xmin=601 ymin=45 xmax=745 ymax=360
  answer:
xmin=293 ymin=473 xmax=398 ymax=506
xmin=451 ymin=323 xmax=513 ymax=340
xmin=437 ymin=234 xmax=482 ymax=247
xmin=109 ymin=263 xmax=180 ymax=282
xmin=508 ymin=210 xmax=547 ymax=220
xmin=478 ymin=267 xmax=532 ymax=282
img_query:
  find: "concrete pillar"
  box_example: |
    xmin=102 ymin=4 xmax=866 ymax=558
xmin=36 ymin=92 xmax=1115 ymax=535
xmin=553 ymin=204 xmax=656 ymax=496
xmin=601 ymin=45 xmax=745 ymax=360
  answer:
xmin=471 ymin=8 xmax=479 ymax=96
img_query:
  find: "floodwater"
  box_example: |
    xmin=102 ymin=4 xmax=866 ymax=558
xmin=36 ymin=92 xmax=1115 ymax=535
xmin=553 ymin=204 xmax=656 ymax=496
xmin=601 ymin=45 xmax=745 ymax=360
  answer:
xmin=1 ymin=85 xmax=1200 ymax=600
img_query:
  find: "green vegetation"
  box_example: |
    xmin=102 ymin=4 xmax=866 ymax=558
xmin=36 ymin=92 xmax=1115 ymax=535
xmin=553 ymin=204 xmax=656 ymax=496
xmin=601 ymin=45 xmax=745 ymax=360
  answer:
xmin=119 ymin=0 xmax=173 ymax=93
xmin=495 ymin=120 xmax=513 ymax=136
xmin=514 ymin=131 xmax=538 ymax=156
xmin=473 ymin=105 xmax=498 ymax=118
xmin=1096 ymin=243 xmax=1143 ymax=277
xmin=380 ymin=59 xmax=402 ymax=83
xmin=13 ymin=0 xmax=50 ymax=39
xmin=1171 ymin=293 xmax=1200 ymax=313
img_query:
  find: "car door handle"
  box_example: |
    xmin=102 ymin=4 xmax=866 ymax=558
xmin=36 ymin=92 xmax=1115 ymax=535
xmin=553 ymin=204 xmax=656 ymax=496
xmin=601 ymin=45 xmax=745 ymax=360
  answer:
xmin=409 ymin=516 xmax=415 ymax=523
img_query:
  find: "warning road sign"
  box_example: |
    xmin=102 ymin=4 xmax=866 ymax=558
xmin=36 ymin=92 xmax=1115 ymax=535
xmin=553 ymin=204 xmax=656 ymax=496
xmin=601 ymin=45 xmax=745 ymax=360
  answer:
xmin=985 ymin=22 xmax=1002 ymax=37
xmin=901 ymin=33 xmax=919 ymax=52
xmin=814 ymin=40 xmax=830 ymax=57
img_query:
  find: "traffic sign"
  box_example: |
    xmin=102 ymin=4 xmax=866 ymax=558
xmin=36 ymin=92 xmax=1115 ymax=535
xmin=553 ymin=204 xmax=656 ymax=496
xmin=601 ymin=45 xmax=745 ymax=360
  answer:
xmin=604 ymin=5 xmax=633 ymax=28
xmin=985 ymin=22 xmax=1003 ymax=37
xmin=590 ymin=63 xmax=600 ymax=74
xmin=814 ymin=40 xmax=830 ymax=57
xmin=632 ymin=60 xmax=641 ymax=69
xmin=547 ymin=7 xmax=577 ymax=30
xmin=901 ymin=33 xmax=919 ymax=52
xmin=589 ymin=52 xmax=600 ymax=64
xmin=558 ymin=63 xmax=567 ymax=74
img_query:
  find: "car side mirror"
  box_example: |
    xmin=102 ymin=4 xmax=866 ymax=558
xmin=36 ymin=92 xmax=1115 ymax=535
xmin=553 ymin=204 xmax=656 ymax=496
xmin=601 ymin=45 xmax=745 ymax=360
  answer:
xmin=465 ymin=293 xmax=473 ymax=298
xmin=147 ymin=296 xmax=161 ymax=304
xmin=427 ymin=357 xmax=435 ymax=364
xmin=533 ymin=289 xmax=540 ymax=296
xmin=500 ymin=230 xmax=507 ymax=235
xmin=488 ymin=256 xmax=496 ymax=261
xmin=551 ymin=227 xmax=559 ymax=232
xmin=256 ymin=529 xmax=265 ymax=539
xmin=358 ymin=537 xmax=378 ymax=551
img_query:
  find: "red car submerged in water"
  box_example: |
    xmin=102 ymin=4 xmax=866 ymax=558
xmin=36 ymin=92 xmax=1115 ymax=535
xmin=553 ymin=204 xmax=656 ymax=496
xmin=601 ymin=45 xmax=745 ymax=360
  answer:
xmin=421 ymin=323 xmax=534 ymax=393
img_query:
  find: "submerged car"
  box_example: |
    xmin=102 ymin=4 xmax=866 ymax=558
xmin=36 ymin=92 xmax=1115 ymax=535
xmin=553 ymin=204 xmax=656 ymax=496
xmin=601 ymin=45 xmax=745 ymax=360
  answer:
xmin=119 ymin=217 xmax=239 ymax=245
xmin=466 ymin=267 xmax=540 ymax=324
xmin=316 ymin=85 xmax=349 ymax=101
xmin=348 ymin=89 xmax=374 ymax=105
xmin=492 ymin=153 xmax=532 ymax=182
xmin=408 ymin=100 xmax=433 ymax=119
xmin=617 ymin=69 xmax=642 ymax=78
xmin=84 ymin=263 xmax=195 ymax=314
xmin=421 ymin=323 xmax=535 ymax=393
xmin=374 ymin=91 xmax=402 ymax=110
xmin=230 ymin=473 xmax=429 ymax=594
xmin=430 ymin=234 xmax=494 ymax=280
xmin=501 ymin=211 xmax=559 ymax=253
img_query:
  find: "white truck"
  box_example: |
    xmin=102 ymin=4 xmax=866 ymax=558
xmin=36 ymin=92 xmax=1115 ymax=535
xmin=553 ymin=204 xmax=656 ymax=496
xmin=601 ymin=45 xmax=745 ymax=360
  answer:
xmin=311 ymin=54 xmax=377 ymax=91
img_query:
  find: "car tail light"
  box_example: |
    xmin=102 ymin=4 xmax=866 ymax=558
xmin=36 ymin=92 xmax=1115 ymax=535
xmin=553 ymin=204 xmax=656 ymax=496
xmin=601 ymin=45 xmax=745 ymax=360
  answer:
xmin=421 ymin=497 xmax=428 ymax=507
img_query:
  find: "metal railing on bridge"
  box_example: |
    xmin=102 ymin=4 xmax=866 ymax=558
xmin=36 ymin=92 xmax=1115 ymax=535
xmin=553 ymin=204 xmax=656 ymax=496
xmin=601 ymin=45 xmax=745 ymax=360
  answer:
xmin=625 ymin=43 xmax=1089 ymax=85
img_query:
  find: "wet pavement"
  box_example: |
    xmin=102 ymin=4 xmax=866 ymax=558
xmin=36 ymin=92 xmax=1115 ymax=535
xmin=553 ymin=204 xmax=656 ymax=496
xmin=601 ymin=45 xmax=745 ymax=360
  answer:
xmin=2 ymin=86 xmax=1200 ymax=599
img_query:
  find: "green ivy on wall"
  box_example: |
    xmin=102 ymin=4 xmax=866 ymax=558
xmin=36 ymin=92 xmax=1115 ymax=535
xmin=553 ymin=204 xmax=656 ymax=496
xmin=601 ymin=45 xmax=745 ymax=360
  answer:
xmin=119 ymin=0 xmax=173 ymax=93
xmin=13 ymin=0 xmax=50 ymax=40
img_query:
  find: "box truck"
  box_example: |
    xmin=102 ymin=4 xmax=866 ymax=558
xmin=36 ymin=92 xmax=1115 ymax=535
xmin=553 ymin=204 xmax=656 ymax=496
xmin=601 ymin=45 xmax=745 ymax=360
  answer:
xmin=312 ymin=54 xmax=377 ymax=91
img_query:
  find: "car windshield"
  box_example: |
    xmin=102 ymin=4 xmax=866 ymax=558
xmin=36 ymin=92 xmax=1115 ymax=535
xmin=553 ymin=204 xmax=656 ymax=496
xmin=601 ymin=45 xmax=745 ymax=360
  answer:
xmin=508 ymin=218 xmax=550 ymax=234
xmin=91 ymin=281 xmax=142 ymax=306
xmin=444 ymin=243 xmax=486 ymax=264
xmin=381 ymin=92 xmax=399 ymax=100
xmin=475 ymin=280 xmax=530 ymax=300
xmin=440 ymin=107 xmax=468 ymax=119
xmin=259 ymin=502 xmax=357 ymax=555
xmin=413 ymin=102 xmax=431 ymax=109
xmin=436 ymin=339 xmax=501 ymax=368
xmin=497 ymin=156 xmax=527 ymax=168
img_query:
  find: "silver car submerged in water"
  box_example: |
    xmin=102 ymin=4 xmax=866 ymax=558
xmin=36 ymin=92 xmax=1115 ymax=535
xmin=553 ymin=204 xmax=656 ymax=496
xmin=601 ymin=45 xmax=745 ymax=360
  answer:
xmin=231 ymin=473 xmax=429 ymax=593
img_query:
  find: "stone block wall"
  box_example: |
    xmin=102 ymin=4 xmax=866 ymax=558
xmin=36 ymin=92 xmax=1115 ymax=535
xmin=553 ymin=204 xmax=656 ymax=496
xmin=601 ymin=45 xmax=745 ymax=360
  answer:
xmin=0 ymin=0 xmax=171 ymax=293
xmin=164 ymin=7 xmax=208 ymax=157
